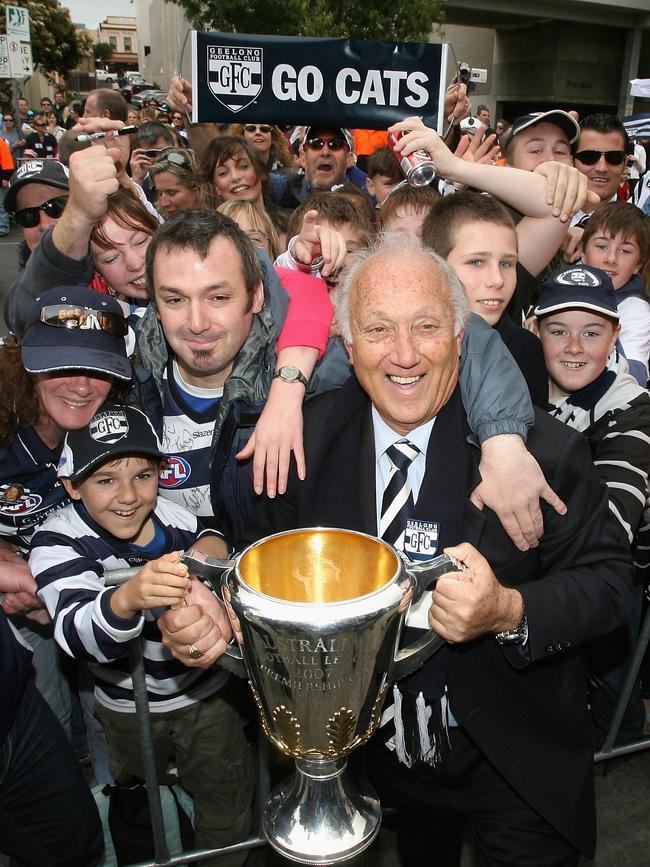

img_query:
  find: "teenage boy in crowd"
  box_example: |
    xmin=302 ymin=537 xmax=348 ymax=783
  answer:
xmin=31 ymin=404 xmax=253 ymax=867
xmin=502 ymin=109 xmax=578 ymax=173
xmin=423 ymin=192 xmax=548 ymax=406
xmin=531 ymin=267 xmax=650 ymax=744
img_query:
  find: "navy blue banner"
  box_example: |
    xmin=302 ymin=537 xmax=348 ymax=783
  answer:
xmin=192 ymin=31 xmax=447 ymax=131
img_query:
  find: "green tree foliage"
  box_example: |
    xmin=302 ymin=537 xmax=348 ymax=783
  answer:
xmin=93 ymin=41 xmax=114 ymax=64
xmin=0 ymin=0 xmax=93 ymax=81
xmin=171 ymin=0 xmax=443 ymax=42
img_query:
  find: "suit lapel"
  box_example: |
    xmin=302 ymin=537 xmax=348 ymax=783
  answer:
xmin=358 ymin=407 xmax=377 ymax=535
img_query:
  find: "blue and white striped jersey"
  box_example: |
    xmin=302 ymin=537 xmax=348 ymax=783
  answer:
xmin=31 ymin=496 xmax=227 ymax=713
xmin=158 ymin=360 xmax=222 ymax=529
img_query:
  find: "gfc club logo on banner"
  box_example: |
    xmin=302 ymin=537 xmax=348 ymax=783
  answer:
xmin=207 ymin=45 xmax=263 ymax=113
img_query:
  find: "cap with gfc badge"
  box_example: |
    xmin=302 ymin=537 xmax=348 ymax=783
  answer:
xmin=57 ymin=404 xmax=166 ymax=483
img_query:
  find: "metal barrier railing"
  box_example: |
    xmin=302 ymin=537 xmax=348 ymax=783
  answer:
xmin=103 ymin=570 xmax=271 ymax=867
xmin=594 ymin=603 xmax=650 ymax=763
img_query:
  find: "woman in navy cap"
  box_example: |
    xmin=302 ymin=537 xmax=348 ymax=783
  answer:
xmin=0 ymin=285 xmax=131 ymax=782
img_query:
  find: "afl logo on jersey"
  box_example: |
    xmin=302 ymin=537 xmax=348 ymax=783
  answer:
xmin=159 ymin=456 xmax=191 ymax=488
xmin=0 ymin=483 xmax=43 ymax=515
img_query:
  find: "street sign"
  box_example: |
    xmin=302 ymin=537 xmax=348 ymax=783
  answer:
xmin=18 ymin=41 xmax=32 ymax=76
xmin=7 ymin=35 xmax=31 ymax=79
xmin=6 ymin=6 xmax=30 ymax=41
xmin=0 ymin=36 xmax=10 ymax=79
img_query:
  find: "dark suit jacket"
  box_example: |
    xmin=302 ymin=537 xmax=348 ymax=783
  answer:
xmin=240 ymin=375 xmax=633 ymax=857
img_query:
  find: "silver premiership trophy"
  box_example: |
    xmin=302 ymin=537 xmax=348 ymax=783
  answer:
xmin=184 ymin=528 xmax=459 ymax=865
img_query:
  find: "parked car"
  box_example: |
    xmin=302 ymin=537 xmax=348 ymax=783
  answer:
xmin=130 ymin=89 xmax=170 ymax=111
xmin=130 ymin=81 xmax=160 ymax=96
xmin=94 ymin=69 xmax=115 ymax=83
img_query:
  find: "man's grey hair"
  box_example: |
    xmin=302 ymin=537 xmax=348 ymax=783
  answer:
xmin=335 ymin=231 xmax=470 ymax=343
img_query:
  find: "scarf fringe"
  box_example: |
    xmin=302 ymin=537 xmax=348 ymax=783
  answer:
xmin=391 ymin=685 xmax=451 ymax=769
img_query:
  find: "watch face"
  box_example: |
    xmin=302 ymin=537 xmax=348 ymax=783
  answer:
xmin=276 ymin=365 xmax=303 ymax=382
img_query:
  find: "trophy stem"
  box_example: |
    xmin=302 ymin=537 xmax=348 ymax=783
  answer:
xmin=263 ymin=756 xmax=381 ymax=865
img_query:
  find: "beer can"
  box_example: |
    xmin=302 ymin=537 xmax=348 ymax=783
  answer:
xmin=388 ymin=130 xmax=436 ymax=187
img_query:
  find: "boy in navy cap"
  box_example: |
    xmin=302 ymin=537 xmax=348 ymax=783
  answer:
xmin=533 ymin=265 xmax=650 ymax=744
xmin=30 ymin=404 xmax=254 ymax=866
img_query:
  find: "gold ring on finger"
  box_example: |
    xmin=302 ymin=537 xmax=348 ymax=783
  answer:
xmin=188 ymin=643 xmax=203 ymax=660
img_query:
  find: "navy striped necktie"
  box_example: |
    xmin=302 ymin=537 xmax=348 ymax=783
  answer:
xmin=380 ymin=440 xmax=419 ymax=550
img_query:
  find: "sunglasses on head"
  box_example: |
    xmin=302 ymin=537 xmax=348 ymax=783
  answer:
xmin=157 ymin=151 xmax=190 ymax=168
xmin=244 ymin=124 xmax=271 ymax=134
xmin=28 ymin=304 xmax=128 ymax=337
xmin=573 ymin=149 xmax=626 ymax=166
xmin=142 ymin=146 xmax=172 ymax=159
xmin=13 ymin=195 xmax=68 ymax=228
xmin=304 ymin=137 xmax=348 ymax=152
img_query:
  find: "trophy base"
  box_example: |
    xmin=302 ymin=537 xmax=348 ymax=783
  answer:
xmin=263 ymin=756 xmax=381 ymax=865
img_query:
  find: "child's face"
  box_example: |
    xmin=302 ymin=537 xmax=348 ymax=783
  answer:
xmin=582 ymin=230 xmax=643 ymax=290
xmin=64 ymin=456 xmax=160 ymax=544
xmin=446 ymin=221 xmax=518 ymax=326
xmin=382 ymin=206 xmax=428 ymax=239
xmin=538 ymin=309 xmax=620 ymax=397
xmin=366 ymin=174 xmax=399 ymax=205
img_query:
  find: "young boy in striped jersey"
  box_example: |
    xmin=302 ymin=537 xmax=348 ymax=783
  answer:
xmin=30 ymin=404 xmax=254 ymax=867
xmin=533 ymin=265 xmax=650 ymax=745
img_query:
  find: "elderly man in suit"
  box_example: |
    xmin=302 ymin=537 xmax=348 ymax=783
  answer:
xmin=160 ymin=232 xmax=633 ymax=866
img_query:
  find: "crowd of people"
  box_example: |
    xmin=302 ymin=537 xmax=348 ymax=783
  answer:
xmin=0 ymin=74 xmax=649 ymax=867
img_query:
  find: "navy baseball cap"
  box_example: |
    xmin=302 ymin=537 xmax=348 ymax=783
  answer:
xmin=5 ymin=159 xmax=70 ymax=214
xmin=507 ymin=110 xmax=580 ymax=148
xmin=58 ymin=404 xmax=166 ymax=482
xmin=21 ymin=286 xmax=132 ymax=381
xmin=534 ymin=266 xmax=619 ymax=320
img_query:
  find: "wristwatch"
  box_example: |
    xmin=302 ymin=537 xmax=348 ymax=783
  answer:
xmin=495 ymin=605 xmax=528 ymax=645
xmin=273 ymin=365 xmax=309 ymax=388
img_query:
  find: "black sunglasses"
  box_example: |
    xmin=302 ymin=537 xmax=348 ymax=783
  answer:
xmin=244 ymin=124 xmax=271 ymax=134
xmin=28 ymin=304 xmax=128 ymax=337
xmin=304 ymin=137 xmax=348 ymax=152
xmin=13 ymin=196 xmax=68 ymax=228
xmin=573 ymin=149 xmax=626 ymax=167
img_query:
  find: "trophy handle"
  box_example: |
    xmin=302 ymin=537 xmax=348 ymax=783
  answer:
xmin=180 ymin=549 xmax=248 ymax=678
xmin=392 ymin=553 xmax=461 ymax=680
xmin=180 ymin=548 xmax=236 ymax=587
